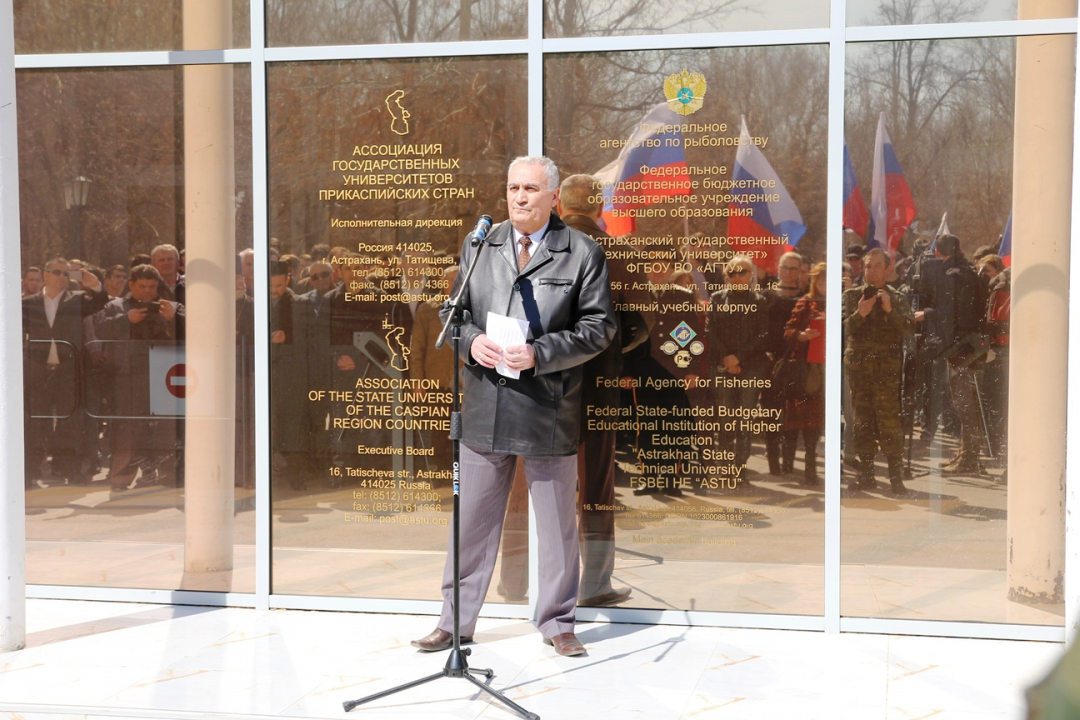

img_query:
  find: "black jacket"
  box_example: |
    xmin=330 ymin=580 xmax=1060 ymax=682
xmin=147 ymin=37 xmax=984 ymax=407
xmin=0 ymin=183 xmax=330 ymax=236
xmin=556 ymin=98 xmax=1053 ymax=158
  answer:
xmin=443 ymin=213 xmax=615 ymax=456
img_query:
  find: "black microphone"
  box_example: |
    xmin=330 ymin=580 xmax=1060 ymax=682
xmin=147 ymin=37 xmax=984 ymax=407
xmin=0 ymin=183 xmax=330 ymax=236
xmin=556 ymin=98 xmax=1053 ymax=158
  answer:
xmin=468 ymin=215 xmax=493 ymax=247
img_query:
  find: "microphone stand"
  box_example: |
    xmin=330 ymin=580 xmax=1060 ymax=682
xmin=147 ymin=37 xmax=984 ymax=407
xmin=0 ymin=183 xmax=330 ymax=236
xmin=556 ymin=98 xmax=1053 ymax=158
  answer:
xmin=343 ymin=228 xmax=539 ymax=720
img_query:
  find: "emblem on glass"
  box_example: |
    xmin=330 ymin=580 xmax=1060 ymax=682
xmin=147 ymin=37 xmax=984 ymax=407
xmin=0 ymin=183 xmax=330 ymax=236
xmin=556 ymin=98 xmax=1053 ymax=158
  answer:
xmin=670 ymin=321 xmax=696 ymax=347
xmin=384 ymin=89 xmax=411 ymax=135
xmin=664 ymin=69 xmax=707 ymax=116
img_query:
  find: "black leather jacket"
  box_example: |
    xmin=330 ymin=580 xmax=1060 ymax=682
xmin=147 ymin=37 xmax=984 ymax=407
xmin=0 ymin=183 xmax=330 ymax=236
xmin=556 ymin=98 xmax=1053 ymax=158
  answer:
xmin=443 ymin=213 xmax=616 ymax=456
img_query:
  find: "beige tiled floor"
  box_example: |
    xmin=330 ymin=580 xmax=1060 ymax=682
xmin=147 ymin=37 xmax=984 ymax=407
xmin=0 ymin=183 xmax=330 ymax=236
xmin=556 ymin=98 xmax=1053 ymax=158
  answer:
xmin=0 ymin=599 xmax=1067 ymax=720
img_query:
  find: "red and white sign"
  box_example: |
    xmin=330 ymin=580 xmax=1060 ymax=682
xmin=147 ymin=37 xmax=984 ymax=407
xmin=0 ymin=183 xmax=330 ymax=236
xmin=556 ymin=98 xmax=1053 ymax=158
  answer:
xmin=149 ymin=348 xmax=215 ymax=417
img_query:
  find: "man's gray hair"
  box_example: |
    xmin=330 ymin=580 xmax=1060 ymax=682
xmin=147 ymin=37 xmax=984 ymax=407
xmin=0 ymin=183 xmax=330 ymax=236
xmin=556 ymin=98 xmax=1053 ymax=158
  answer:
xmin=508 ymin=156 xmax=560 ymax=192
xmin=151 ymin=243 xmax=179 ymax=259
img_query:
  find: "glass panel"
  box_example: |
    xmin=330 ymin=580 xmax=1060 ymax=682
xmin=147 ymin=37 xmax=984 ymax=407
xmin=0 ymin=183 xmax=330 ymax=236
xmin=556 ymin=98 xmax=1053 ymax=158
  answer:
xmin=847 ymin=0 xmax=1076 ymax=27
xmin=19 ymin=65 xmax=255 ymax=593
xmin=546 ymin=46 xmax=829 ymax=615
xmin=266 ymin=1 xmax=526 ymax=46
xmin=841 ymin=35 xmax=1070 ymax=626
xmin=14 ymin=1 xmax=250 ymax=54
xmin=267 ymin=56 xmax=528 ymax=600
xmin=545 ymin=0 xmax=829 ymax=37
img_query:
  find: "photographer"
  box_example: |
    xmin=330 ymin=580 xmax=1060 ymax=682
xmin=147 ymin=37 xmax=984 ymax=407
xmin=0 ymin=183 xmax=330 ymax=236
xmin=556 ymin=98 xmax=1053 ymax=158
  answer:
xmin=95 ymin=264 xmax=185 ymax=492
xmin=842 ymin=248 xmax=915 ymax=494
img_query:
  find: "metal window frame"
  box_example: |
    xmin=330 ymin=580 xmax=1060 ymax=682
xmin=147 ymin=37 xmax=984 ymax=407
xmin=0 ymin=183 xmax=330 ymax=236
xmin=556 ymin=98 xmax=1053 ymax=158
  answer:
xmin=15 ymin=0 xmax=1078 ymax=645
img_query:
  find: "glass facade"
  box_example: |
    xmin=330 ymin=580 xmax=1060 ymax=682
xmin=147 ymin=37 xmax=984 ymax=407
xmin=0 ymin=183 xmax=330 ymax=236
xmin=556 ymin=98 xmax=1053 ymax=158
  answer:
xmin=847 ymin=0 xmax=1077 ymax=26
xmin=266 ymin=55 xmax=528 ymax=600
xmin=18 ymin=64 xmax=255 ymax=592
xmin=9 ymin=0 xmax=1076 ymax=640
xmin=266 ymin=1 xmax=527 ymax=46
xmin=14 ymin=1 xmax=251 ymax=54
xmin=543 ymin=0 xmax=830 ymax=36
xmin=545 ymin=46 xmax=829 ymax=615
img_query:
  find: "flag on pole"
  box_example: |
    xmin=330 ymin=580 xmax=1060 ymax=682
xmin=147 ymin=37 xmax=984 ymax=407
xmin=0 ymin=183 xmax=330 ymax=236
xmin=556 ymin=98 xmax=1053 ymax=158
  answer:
xmin=999 ymin=212 xmax=1012 ymax=267
xmin=867 ymin=112 xmax=916 ymax=259
xmin=929 ymin=211 xmax=950 ymax=252
xmin=727 ymin=116 xmax=807 ymax=275
xmin=843 ymin=142 xmax=869 ymax=237
xmin=597 ymin=103 xmax=691 ymax=237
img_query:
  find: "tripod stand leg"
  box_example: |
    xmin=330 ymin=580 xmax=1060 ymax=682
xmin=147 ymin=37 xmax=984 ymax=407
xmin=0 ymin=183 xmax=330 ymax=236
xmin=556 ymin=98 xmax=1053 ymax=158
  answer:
xmin=466 ymin=666 xmax=495 ymax=681
xmin=463 ymin=670 xmax=541 ymax=720
xmin=342 ymin=670 xmax=446 ymax=712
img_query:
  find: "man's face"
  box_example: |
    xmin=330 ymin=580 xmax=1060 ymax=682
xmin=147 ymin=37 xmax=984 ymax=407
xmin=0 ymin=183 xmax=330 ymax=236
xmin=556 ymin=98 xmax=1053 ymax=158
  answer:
xmin=129 ymin=278 xmax=159 ymax=302
xmin=241 ymin=253 xmax=255 ymax=289
xmin=727 ymin=264 xmax=753 ymax=290
xmin=980 ymin=264 xmax=1000 ymax=281
xmin=777 ymin=258 xmax=801 ymax=288
xmin=23 ymin=270 xmax=43 ymax=295
xmin=43 ymin=262 xmax=70 ymax=295
xmin=863 ymin=255 xmax=888 ymax=287
xmin=309 ymin=263 xmax=334 ymax=293
xmin=152 ymin=250 xmax=179 ymax=281
xmin=848 ymin=257 xmax=863 ymax=275
xmin=269 ymin=274 xmax=289 ymax=300
xmin=507 ymin=163 xmax=559 ymax=236
xmin=106 ymin=269 xmax=128 ymax=295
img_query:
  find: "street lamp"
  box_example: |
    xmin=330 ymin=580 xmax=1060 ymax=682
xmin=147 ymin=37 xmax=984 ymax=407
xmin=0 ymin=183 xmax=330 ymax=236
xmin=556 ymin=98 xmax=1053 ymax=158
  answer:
xmin=63 ymin=175 xmax=90 ymax=260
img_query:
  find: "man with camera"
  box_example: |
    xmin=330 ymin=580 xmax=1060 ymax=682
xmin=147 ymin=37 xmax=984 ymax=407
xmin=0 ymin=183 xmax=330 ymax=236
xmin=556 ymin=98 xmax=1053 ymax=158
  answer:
xmin=842 ymin=248 xmax=915 ymax=494
xmin=23 ymin=257 xmax=109 ymax=487
xmin=95 ymin=264 xmax=185 ymax=492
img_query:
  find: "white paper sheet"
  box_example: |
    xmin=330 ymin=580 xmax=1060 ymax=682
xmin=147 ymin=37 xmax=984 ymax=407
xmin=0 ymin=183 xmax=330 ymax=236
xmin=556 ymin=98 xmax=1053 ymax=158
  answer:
xmin=486 ymin=311 xmax=529 ymax=379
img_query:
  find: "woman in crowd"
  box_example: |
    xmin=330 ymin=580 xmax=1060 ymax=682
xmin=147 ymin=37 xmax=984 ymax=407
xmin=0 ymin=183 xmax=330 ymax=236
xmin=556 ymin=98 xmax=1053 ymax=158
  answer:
xmin=781 ymin=262 xmax=827 ymax=486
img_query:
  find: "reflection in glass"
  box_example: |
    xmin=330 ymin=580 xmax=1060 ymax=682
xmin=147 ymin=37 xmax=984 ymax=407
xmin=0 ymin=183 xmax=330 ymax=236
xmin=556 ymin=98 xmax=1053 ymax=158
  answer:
xmin=18 ymin=66 xmax=255 ymax=592
xmin=544 ymin=0 xmax=829 ymax=37
xmin=266 ymin=0 xmax=526 ymax=46
xmin=267 ymin=57 xmax=528 ymax=601
xmin=847 ymin=0 xmax=1076 ymax=26
xmin=14 ymin=1 xmax=250 ymax=54
xmin=841 ymin=36 xmax=1068 ymax=626
xmin=546 ymin=45 xmax=829 ymax=615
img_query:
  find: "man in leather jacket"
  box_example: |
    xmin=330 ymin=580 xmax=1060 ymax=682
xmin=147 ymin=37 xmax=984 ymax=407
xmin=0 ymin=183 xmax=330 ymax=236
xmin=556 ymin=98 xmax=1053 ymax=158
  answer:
xmin=412 ymin=156 xmax=615 ymax=658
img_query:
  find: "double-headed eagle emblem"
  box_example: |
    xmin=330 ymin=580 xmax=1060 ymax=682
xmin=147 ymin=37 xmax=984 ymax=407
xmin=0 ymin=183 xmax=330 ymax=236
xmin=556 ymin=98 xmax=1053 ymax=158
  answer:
xmin=664 ymin=70 xmax=707 ymax=116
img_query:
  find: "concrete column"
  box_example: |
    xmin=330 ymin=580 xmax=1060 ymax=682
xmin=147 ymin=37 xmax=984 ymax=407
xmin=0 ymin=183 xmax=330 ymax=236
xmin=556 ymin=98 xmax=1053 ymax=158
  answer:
xmin=0 ymin=0 xmax=25 ymax=653
xmin=1007 ymin=1 xmax=1075 ymax=606
xmin=182 ymin=0 xmax=236 ymax=574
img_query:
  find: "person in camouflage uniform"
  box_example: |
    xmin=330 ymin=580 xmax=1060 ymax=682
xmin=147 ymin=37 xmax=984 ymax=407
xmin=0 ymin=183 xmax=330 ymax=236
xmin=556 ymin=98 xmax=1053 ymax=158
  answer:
xmin=842 ymin=248 xmax=915 ymax=494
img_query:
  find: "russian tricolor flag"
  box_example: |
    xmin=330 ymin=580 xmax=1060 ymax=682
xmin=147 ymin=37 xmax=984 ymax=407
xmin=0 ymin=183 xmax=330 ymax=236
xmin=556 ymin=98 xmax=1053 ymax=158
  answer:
xmin=727 ymin=116 xmax=806 ymax=275
xmin=999 ymin=212 xmax=1012 ymax=267
xmin=867 ymin=112 xmax=916 ymax=259
xmin=598 ymin=103 xmax=692 ymax=237
xmin=843 ymin=142 xmax=869 ymax=237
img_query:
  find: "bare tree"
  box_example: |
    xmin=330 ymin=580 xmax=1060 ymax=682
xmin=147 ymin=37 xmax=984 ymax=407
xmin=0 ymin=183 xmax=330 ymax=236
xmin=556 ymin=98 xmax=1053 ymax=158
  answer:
xmin=846 ymin=1 xmax=1014 ymax=252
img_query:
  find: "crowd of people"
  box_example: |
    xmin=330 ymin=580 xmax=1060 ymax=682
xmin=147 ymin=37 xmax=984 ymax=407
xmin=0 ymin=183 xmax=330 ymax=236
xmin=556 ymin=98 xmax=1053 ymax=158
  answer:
xmin=20 ymin=185 xmax=1010 ymax=507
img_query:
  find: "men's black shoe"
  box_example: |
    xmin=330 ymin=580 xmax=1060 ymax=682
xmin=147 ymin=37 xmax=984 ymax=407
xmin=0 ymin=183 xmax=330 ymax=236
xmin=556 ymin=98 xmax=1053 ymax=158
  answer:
xmin=579 ymin=586 xmax=632 ymax=607
xmin=633 ymin=485 xmax=659 ymax=495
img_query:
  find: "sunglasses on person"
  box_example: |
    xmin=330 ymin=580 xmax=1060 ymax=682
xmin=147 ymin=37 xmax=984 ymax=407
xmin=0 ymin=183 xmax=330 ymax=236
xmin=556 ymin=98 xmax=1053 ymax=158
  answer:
xmin=310 ymin=271 xmax=332 ymax=281
xmin=46 ymin=269 xmax=67 ymax=276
